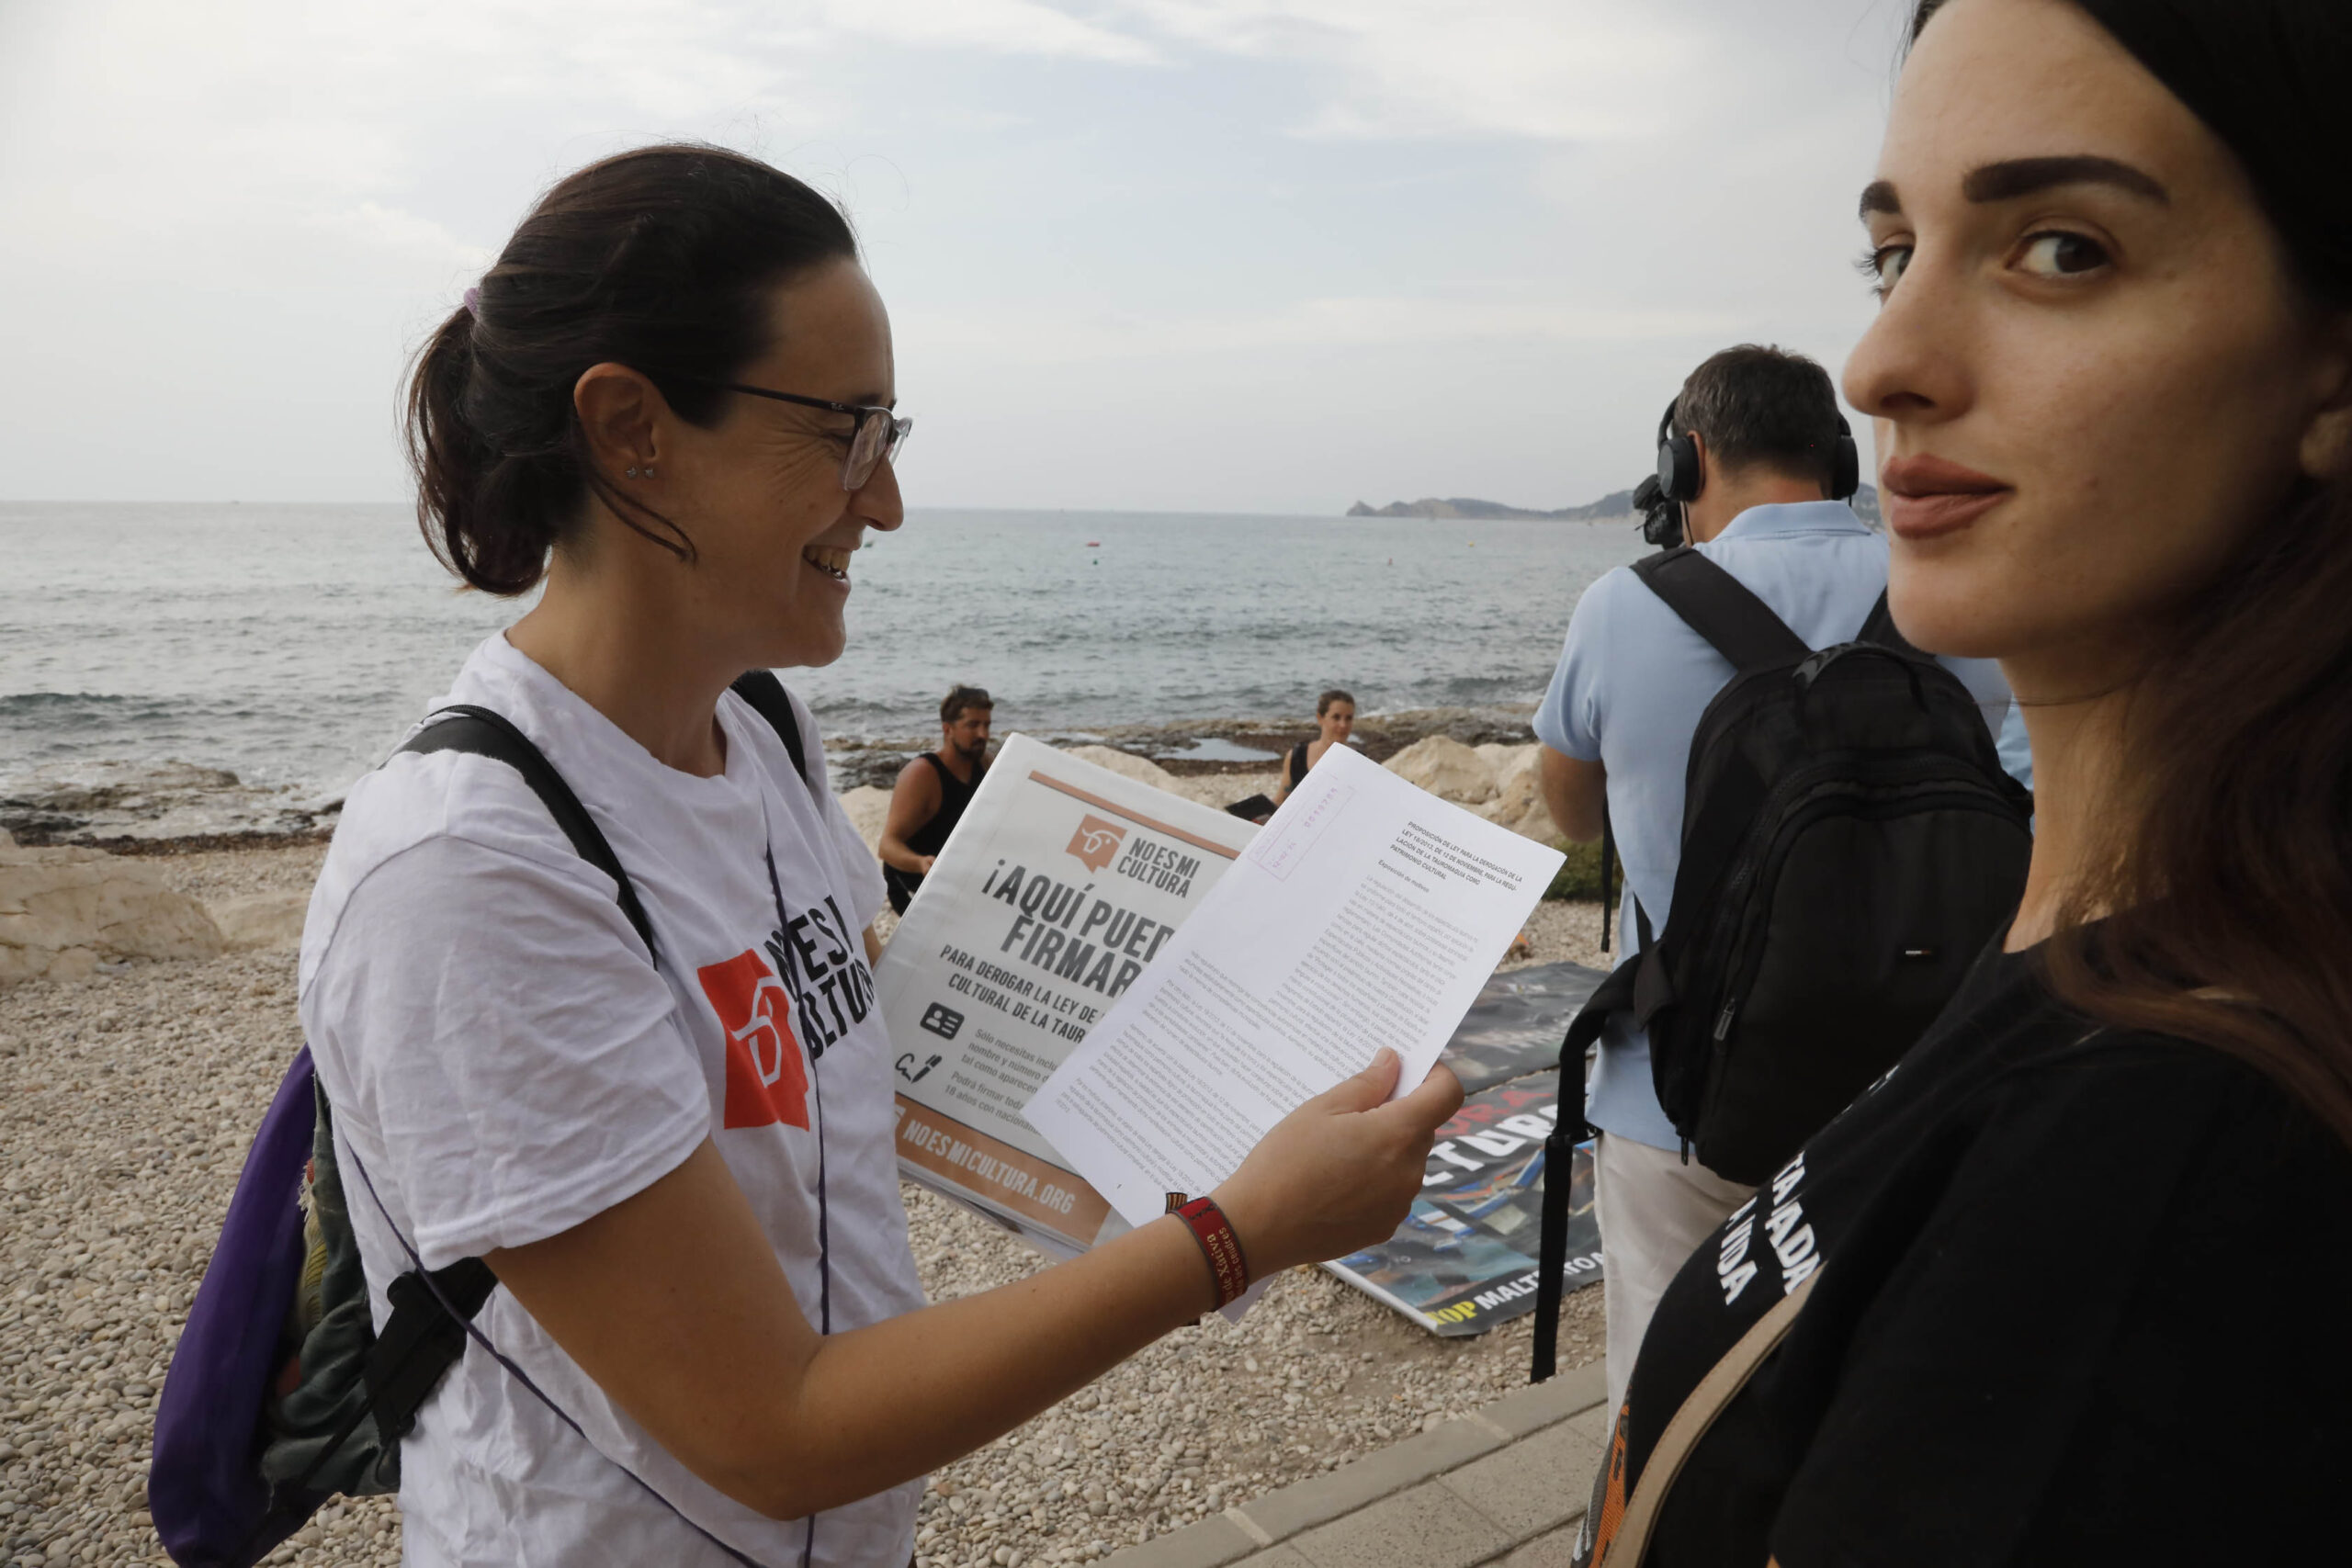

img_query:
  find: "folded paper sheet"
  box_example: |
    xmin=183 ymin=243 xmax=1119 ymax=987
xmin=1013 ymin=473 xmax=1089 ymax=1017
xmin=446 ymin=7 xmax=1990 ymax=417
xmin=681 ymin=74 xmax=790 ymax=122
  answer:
xmin=1028 ymin=742 xmax=1566 ymax=1229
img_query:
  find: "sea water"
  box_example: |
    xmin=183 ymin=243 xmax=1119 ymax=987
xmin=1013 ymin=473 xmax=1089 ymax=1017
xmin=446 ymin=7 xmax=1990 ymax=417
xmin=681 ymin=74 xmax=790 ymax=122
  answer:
xmin=0 ymin=502 xmax=1643 ymax=834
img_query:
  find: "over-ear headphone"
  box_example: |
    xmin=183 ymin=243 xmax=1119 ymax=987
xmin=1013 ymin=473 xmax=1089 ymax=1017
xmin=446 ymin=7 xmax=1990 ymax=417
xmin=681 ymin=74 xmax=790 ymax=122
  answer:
xmin=1653 ymin=399 xmax=1862 ymax=506
xmin=1827 ymin=416 xmax=1860 ymax=502
xmin=1655 ymin=398 xmax=1702 ymax=505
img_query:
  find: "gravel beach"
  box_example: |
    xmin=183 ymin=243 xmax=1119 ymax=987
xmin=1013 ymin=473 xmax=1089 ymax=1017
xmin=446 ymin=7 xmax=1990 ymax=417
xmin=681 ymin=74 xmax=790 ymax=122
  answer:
xmin=0 ymin=841 xmax=1606 ymax=1568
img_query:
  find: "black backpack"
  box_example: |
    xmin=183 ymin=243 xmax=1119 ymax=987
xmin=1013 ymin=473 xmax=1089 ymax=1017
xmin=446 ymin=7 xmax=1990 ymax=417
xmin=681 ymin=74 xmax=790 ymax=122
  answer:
xmin=1530 ymin=548 xmax=2030 ymax=1380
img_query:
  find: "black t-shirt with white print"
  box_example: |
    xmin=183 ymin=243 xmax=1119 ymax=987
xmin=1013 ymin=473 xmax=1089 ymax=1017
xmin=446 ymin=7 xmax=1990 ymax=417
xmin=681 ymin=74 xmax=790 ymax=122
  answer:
xmin=1582 ymin=937 xmax=2352 ymax=1566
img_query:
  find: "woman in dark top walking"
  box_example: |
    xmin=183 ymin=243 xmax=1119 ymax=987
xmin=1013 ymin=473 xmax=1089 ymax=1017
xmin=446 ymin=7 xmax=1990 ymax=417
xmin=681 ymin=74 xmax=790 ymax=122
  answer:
xmin=1581 ymin=0 xmax=2352 ymax=1562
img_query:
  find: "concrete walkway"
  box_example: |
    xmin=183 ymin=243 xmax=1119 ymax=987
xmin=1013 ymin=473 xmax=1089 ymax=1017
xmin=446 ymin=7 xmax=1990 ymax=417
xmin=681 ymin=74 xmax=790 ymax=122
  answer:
xmin=1105 ymin=1363 xmax=1610 ymax=1568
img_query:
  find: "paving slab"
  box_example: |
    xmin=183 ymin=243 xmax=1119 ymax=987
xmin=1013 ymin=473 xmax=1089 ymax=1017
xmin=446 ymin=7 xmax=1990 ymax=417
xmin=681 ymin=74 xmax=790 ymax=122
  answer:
xmin=1495 ymin=1523 xmax=1586 ymax=1566
xmin=1234 ymin=1416 xmax=1508 ymax=1542
xmin=1566 ymin=1401 xmax=1615 ymax=1450
xmin=1233 ymin=1548 xmax=1316 ymax=1567
xmin=1104 ymin=1512 xmax=1261 ymax=1568
xmin=1287 ymin=1481 xmax=1515 ymax=1568
xmin=1105 ymin=1361 xmax=1609 ymax=1568
xmin=1478 ymin=1363 xmax=1608 ymax=1439
xmin=1435 ymin=1417 xmax=1603 ymax=1541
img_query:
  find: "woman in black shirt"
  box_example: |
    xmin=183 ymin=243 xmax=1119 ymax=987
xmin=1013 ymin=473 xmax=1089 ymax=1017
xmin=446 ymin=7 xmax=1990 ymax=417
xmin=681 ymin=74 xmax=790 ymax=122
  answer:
xmin=1584 ymin=0 xmax=2352 ymax=1562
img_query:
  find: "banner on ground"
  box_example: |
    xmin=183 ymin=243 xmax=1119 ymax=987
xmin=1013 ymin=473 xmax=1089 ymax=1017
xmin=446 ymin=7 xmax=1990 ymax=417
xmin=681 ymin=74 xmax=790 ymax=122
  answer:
xmin=873 ymin=735 xmax=1260 ymax=1257
xmin=1323 ymin=960 xmax=1609 ymax=1337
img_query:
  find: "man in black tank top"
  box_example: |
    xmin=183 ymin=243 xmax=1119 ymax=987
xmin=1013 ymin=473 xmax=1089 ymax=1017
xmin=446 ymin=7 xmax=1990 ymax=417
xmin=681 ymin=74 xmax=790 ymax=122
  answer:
xmin=880 ymin=684 xmax=992 ymax=914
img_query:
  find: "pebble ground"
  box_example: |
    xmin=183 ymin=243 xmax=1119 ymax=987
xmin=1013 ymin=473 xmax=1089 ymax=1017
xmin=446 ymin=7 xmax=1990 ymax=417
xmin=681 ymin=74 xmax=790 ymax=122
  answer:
xmin=0 ymin=845 xmax=1605 ymax=1568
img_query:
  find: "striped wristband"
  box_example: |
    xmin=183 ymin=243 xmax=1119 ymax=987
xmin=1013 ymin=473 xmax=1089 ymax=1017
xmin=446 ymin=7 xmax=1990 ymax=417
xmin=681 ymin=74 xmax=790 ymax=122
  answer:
xmin=1166 ymin=1193 xmax=1250 ymax=1307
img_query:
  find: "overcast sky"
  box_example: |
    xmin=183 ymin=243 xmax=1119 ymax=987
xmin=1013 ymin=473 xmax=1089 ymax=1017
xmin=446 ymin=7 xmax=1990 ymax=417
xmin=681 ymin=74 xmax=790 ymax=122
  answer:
xmin=0 ymin=0 xmax=1916 ymax=513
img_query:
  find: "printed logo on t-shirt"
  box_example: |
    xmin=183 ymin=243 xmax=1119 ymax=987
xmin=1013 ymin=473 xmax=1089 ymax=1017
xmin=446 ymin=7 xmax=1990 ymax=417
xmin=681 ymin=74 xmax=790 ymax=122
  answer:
xmin=761 ymin=890 xmax=876 ymax=1057
xmin=698 ymin=891 xmax=877 ymax=1133
xmin=699 ymin=948 xmax=810 ymax=1130
xmin=1715 ymin=1150 xmax=1820 ymax=1304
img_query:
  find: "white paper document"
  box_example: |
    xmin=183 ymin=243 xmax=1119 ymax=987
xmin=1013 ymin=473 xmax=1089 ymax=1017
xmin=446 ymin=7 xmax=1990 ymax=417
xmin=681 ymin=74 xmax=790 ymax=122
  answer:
xmin=872 ymin=735 xmax=1261 ymax=1256
xmin=1026 ymin=742 xmax=1566 ymax=1229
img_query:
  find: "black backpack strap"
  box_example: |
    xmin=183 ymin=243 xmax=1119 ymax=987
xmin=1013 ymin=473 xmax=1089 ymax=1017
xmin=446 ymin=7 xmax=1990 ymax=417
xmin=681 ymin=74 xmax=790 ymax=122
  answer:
xmin=399 ymin=705 xmax=657 ymax=962
xmin=338 ymin=1139 xmax=770 ymax=1567
xmin=1531 ymin=1099 xmax=1588 ymax=1384
xmin=728 ymin=669 xmax=813 ymax=795
xmin=1856 ymin=589 xmax=1923 ymax=656
xmin=1632 ymin=548 xmax=1811 ymax=674
xmin=1599 ymin=808 xmax=1615 ymax=954
xmin=1532 ymin=951 xmax=1639 ymax=1382
xmin=360 ymin=1258 xmax=498 ymax=1442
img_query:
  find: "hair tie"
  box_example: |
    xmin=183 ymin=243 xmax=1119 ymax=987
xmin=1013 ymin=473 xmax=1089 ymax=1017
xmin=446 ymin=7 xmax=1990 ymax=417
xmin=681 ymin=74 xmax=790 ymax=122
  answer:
xmin=461 ymin=286 xmax=481 ymax=319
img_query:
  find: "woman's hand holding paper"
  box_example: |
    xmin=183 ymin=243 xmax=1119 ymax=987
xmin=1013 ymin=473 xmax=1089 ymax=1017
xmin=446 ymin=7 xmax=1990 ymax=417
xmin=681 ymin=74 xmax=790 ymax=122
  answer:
xmin=1212 ymin=1047 xmax=1464 ymax=1279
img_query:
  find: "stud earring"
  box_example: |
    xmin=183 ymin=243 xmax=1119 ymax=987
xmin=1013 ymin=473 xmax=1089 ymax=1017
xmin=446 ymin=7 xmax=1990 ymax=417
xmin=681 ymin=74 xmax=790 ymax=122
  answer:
xmin=625 ymin=467 xmax=639 ymax=479
xmin=643 ymin=465 xmax=656 ymax=478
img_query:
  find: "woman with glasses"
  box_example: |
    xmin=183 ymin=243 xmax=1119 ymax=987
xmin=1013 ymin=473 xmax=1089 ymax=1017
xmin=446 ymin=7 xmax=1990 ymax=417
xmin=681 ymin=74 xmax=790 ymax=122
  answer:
xmin=300 ymin=144 xmax=1461 ymax=1567
xmin=1577 ymin=1 xmax=2352 ymax=1562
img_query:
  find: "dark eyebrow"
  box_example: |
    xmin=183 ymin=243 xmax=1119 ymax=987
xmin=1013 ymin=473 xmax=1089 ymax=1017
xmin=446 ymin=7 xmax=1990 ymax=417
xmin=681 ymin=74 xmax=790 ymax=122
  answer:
xmin=1859 ymin=179 xmax=1900 ymax=220
xmin=1962 ymin=155 xmax=2168 ymax=205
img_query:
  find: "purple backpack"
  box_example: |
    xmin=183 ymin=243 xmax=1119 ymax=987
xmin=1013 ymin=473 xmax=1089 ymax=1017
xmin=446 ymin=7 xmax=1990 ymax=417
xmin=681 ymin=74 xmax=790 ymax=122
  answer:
xmin=149 ymin=677 xmax=810 ymax=1566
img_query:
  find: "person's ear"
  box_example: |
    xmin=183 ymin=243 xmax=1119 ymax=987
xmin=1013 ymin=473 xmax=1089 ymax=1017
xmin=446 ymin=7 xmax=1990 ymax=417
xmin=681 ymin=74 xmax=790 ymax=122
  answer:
xmin=2298 ymin=311 xmax=2352 ymax=482
xmin=573 ymin=363 xmax=668 ymax=485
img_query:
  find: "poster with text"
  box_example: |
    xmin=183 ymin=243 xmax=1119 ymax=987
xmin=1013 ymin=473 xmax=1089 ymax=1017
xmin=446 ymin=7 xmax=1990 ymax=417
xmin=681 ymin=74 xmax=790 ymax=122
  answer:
xmin=1320 ymin=959 xmax=1610 ymax=1337
xmin=1324 ymin=1071 xmax=1602 ymax=1337
xmin=875 ymin=735 xmax=1261 ymax=1256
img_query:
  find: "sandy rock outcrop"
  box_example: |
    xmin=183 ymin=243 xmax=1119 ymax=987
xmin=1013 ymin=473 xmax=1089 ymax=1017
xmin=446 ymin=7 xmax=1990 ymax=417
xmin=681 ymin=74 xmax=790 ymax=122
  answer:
xmin=1480 ymin=745 xmax=1555 ymax=840
xmin=0 ymin=845 xmax=226 ymax=985
xmin=837 ymin=784 xmax=893 ymax=856
xmin=1057 ymin=745 xmax=1180 ymax=790
xmin=208 ymin=891 xmax=310 ymax=952
xmin=1382 ymin=736 xmax=1498 ymax=804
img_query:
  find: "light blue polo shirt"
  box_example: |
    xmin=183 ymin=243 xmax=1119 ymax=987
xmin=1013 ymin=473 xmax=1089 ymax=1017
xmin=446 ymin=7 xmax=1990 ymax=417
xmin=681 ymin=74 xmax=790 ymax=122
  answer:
xmin=1533 ymin=501 xmax=2020 ymax=1152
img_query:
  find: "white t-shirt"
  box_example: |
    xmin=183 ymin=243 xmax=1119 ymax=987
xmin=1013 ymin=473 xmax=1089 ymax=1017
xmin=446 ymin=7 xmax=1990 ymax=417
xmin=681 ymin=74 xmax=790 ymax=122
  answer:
xmin=298 ymin=636 xmax=925 ymax=1568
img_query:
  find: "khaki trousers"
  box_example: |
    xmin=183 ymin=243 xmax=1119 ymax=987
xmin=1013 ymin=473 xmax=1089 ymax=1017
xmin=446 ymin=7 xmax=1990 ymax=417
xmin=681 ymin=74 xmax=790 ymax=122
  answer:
xmin=1594 ymin=1132 xmax=1756 ymax=1417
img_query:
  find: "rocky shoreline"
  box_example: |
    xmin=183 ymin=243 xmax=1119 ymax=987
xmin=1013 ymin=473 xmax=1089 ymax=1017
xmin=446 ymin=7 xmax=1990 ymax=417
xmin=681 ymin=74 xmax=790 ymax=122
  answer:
xmin=2 ymin=705 xmax=1545 ymax=843
xmin=0 ymin=737 xmax=1601 ymax=1568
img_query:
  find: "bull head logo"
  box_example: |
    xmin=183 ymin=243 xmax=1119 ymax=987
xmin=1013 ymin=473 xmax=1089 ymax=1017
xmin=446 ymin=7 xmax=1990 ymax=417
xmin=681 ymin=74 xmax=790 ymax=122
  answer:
xmin=1067 ymin=814 xmax=1127 ymax=872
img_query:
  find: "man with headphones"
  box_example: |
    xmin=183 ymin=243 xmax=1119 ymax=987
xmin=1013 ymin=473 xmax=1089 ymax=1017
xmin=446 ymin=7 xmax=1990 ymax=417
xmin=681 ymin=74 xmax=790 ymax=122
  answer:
xmin=1530 ymin=344 xmax=2017 ymax=1418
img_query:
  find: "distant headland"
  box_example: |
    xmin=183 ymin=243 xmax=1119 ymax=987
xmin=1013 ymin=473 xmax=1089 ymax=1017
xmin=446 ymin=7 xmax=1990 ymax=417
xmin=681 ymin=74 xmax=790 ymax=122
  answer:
xmin=1346 ymin=484 xmax=1883 ymax=526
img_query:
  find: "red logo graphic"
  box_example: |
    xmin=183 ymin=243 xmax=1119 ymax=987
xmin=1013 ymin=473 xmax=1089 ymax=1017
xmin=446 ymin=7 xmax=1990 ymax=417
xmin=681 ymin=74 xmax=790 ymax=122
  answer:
xmin=1067 ymin=814 xmax=1127 ymax=873
xmin=698 ymin=949 xmax=808 ymax=1130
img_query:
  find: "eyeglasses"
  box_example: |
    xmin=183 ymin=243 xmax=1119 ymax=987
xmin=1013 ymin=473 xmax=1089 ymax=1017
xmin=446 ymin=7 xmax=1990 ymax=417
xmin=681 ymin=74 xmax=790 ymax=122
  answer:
xmin=688 ymin=378 xmax=913 ymax=491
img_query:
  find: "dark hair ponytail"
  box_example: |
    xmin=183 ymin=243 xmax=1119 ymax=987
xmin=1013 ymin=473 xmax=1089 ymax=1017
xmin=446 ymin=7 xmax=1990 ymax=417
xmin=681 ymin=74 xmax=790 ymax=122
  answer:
xmin=404 ymin=144 xmax=858 ymax=596
xmin=1911 ymin=0 xmax=2352 ymax=1145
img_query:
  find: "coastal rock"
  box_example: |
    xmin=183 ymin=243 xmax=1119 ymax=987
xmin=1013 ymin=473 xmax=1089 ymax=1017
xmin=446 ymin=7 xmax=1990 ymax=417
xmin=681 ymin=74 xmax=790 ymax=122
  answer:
xmin=208 ymin=891 xmax=309 ymax=952
xmin=0 ymin=845 xmax=225 ymax=985
xmin=1480 ymin=747 xmax=1555 ymax=841
xmin=838 ymin=785 xmax=893 ymax=855
xmin=1057 ymin=746 xmax=1180 ymax=791
xmin=1381 ymin=737 xmax=1497 ymax=804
